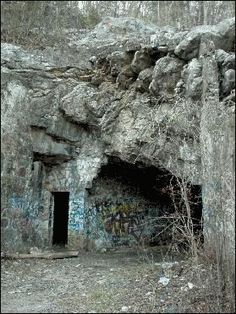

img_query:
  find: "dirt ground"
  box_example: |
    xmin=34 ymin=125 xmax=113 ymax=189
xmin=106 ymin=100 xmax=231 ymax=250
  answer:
xmin=1 ymin=246 xmax=232 ymax=313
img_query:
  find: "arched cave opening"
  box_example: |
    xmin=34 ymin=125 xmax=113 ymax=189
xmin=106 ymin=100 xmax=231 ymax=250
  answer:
xmin=85 ymin=157 xmax=203 ymax=251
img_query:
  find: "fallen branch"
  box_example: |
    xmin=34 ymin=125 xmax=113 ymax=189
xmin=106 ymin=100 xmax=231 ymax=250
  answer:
xmin=4 ymin=250 xmax=79 ymax=259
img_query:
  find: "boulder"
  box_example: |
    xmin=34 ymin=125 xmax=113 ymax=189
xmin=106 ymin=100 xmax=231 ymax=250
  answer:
xmin=215 ymin=50 xmax=235 ymax=97
xmin=150 ymin=28 xmax=187 ymax=52
xmin=116 ymin=65 xmax=136 ymax=89
xmin=174 ymin=26 xmax=221 ymax=60
xmin=131 ymin=49 xmax=153 ymax=74
xmin=135 ymin=67 xmax=153 ymax=93
xmin=221 ymin=69 xmax=235 ymax=96
xmin=149 ymin=56 xmax=184 ymax=97
xmin=124 ymin=39 xmax=141 ymax=52
xmin=215 ymin=49 xmax=231 ymax=64
xmin=107 ymin=51 xmax=132 ymax=77
xmin=175 ymin=18 xmax=235 ymax=60
xmin=222 ymin=54 xmax=235 ymax=73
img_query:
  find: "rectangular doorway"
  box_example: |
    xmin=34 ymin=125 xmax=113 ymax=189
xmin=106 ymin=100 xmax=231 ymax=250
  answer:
xmin=52 ymin=192 xmax=69 ymax=246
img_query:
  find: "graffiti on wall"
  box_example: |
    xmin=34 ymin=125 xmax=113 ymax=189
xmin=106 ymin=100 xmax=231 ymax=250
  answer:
xmin=86 ymin=200 xmax=158 ymax=245
xmin=10 ymin=194 xmax=27 ymax=210
xmin=68 ymin=191 xmax=86 ymax=231
xmin=9 ymin=193 xmax=42 ymax=218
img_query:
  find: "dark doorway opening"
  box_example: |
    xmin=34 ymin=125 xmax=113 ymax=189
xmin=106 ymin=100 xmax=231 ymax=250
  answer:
xmin=52 ymin=192 xmax=69 ymax=246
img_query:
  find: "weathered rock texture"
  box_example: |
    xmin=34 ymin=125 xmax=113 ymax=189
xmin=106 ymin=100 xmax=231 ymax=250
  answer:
xmin=199 ymin=38 xmax=235 ymax=295
xmin=1 ymin=16 xmax=235 ymax=284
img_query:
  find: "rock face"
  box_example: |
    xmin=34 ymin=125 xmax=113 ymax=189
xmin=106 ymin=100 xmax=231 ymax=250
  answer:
xmin=1 ymin=16 xmax=235 ymax=270
xmin=199 ymin=38 xmax=235 ymax=292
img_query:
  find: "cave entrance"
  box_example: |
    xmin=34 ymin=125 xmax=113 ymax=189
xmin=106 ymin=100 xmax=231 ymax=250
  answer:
xmin=52 ymin=192 xmax=69 ymax=246
xmin=86 ymin=157 xmax=203 ymax=250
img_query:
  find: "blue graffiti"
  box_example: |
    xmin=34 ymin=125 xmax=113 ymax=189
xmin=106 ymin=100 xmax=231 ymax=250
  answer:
xmin=10 ymin=194 xmax=26 ymax=209
xmin=9 ymin=194 xmax=40 ymax=219
xmin=68 ymin=192 xmax=86 ymax=231
xmin=68 ymin=207 xmax=84 ymax=231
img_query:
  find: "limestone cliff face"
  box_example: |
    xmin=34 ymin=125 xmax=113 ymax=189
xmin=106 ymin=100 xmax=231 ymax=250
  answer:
xmin=1 ymin=18 xmax=235 ymax=255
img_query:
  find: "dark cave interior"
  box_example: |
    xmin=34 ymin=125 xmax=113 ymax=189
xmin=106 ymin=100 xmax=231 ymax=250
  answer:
xmin=87 ymin=157 xmax=203 ymax=248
